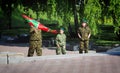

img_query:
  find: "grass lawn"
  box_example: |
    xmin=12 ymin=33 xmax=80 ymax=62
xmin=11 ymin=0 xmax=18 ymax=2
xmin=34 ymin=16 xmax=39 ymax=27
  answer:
xmin=93 ymin=40 xmax=120 ymax=46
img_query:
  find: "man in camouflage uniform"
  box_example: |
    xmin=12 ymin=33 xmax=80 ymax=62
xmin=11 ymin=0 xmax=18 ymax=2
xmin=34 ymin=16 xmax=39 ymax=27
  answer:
xmin=28 ymin=20 xmax=42 ymax=57
xmin=56 ymin=28 xmax=66 ymax=55
xmin=78 ymin=20 xmax=91 ymax=53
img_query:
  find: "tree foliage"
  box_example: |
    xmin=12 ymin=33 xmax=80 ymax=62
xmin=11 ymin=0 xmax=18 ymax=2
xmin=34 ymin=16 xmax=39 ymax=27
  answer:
xmin=109 ymin=0 xmax=120 ymax=40
xmin=0 ymin=0 xmax=120 ymax=39
xmin=83 ymin=0 xmax=102 ymax=35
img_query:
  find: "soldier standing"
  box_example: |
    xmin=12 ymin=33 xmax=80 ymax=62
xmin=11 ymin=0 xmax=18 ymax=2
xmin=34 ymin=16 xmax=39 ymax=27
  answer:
xmin=56 ymin=28 xmax=66 ymax=55
xmin=28 ymin=19 xmax=42 ymax=57
xmin=77 ymin=20 xmax=91 ymax=53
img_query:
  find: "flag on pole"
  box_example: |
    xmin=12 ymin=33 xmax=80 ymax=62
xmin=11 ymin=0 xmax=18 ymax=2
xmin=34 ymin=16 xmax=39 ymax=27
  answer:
xmin=22 ymin=14 xmax=58 ymax=34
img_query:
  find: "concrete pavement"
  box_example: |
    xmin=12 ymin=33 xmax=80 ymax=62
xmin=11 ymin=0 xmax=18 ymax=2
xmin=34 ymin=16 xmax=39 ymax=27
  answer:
xmin=0 ymin=44 xmax=120 ymax=73
xmin=0 ymin=54 xmax=120 ymax=73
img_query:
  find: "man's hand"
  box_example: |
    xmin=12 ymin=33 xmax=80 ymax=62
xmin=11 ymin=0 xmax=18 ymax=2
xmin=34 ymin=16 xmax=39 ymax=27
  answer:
xmin=34 ymin=29 xmax=38 ymax=33
xmin=33 ymin=27 xmax=38 ymax=33
xmin=57 ymin=44 xmax=60 ymax=48
xmin=88 ymin=34 xmax=91 ymax=39
xmin=63 ymin=46 xmax=66 ymax=49
xmin=78 ymin=33 xmax=81 ymax=39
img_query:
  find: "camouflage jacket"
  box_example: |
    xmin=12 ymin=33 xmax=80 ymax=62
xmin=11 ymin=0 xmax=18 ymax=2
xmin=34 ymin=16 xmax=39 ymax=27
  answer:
xmin=78 ymin=26 xmax=91 ymax=40
xmin=29 ymin=27 xmax=42 ymax=41
xmin=56 ymin=34 xmax=66 ymax=46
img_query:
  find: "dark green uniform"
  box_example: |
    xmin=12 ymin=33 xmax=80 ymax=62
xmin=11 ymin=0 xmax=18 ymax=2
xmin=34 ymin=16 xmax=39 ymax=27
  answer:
xmin=78 ymin=26 xmax=91 ymax=53
xmin=56 ymin=34 xmax=66 ymax=55
xmin=28 ymin=27 xmax=42 ymax=57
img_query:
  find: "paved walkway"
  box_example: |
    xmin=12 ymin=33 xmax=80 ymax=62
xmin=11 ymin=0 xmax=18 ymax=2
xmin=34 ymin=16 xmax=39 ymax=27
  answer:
xmin=0 ymin=54 xmax=120 ymax=73
xmin=0 ymin=44 xmax=120 ymax=73
xmin=0 ymin=43 xmax=96 ymax=56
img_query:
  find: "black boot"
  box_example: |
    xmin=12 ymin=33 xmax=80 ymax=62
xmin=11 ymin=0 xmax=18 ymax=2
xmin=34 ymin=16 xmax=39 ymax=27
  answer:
xmin=84 ymin=50 xmax=88 ymax=53
xmin=79 ymin=49 xmax=83 ymax=54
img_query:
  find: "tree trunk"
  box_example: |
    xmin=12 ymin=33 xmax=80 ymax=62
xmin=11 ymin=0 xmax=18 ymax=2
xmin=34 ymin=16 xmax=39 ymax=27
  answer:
xmin=7 ymin=3 xmax=12 ymax=29
xmin=79 ymin=0 xmax=85 ymax=22
xmin=73 ymin=0 xmax=79 ymax=34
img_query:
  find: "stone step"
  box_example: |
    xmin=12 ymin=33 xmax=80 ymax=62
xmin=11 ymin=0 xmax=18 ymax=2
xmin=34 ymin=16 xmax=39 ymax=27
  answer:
xmin=1 ymin=51 xmax=120 ymax=64
xmin=0 ymin=53 xmax=7 ymax=64
xmin=24 ymin=53 xmax=107 ymax=62
xmin=0 ymin=52 xmax=24 ymax=64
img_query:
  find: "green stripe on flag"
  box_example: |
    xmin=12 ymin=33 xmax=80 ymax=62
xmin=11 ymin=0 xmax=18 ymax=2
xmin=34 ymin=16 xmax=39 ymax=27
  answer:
xmin=27 ymin=19 xmax=39 ymax=28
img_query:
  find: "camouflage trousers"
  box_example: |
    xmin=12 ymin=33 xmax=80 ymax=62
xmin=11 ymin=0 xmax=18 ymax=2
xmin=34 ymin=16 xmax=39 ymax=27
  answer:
xmin=79 ymin=40 xmax=89 ymax=53
xmin=56 ymin=45 xmax=66 ymax=55
xmin=28 ymin=41 xmax=42 ymax=57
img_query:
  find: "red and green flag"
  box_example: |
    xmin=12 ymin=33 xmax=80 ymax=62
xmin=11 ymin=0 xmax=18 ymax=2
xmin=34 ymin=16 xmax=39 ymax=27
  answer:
xmin=22 ymin=14 xmax=58 ymax=34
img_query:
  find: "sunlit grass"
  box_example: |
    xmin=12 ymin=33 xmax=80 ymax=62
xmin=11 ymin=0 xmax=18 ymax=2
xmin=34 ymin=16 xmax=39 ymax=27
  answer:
xmin=95 ymin=40 xmax=120 ymax=46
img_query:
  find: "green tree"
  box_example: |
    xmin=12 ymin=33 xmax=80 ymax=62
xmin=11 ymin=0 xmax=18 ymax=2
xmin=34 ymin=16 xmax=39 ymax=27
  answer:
xmin=78 ymin=0 xmax=102 ymax=35
xmin=109 ymin=0 xmax=120 ymax=40
xmin=1 ymin=0 xmax=13 ymax=29
xmin=56 ymin=0 xmax=72 ymax=26
xmin=22 ymin=0 xmax=47 ymax=18
xmin=0 ymin=0 xmax=22 ymax=29
xmin=99 ymin=0 xmax=110 ymax=25
xmin=47 ymin=0 xmax=56 ymax=19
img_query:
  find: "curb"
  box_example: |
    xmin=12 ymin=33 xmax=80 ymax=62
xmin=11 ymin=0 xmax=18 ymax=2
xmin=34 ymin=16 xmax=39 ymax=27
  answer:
xmin=0 ymin=52 xmax=24 ymax=64
xmin=0 ymin=52 xmax=111 ymax=64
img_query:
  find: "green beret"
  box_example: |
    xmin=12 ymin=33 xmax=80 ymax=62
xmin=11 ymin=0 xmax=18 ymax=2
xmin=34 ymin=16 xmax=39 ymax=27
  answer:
xmin=60 ymin=28 xmax=64 ymax=31
xmin=82 ymin=18 xmax=88 ymax=23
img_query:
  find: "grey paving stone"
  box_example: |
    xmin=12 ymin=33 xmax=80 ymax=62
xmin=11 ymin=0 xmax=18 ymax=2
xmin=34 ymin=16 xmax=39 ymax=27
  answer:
xmin=0 ymin=52 xmax=24 ymax=64
xmin=8 ymin=52 xmax=24 ymax=64
xmin=24 ymin=53 xmax=107 ymax=62
xmin=0 ymin=53 xmax=7 ymax=64
xmin=0 ymin=55 xmax=120 ymax=73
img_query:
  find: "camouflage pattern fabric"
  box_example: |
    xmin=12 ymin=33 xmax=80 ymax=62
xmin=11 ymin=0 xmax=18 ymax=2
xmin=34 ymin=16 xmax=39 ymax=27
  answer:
xmin=78 ymin=26 xmax=91 ymax=41
xmin=56 ymin=34 xmax=66 ymax=55
xmin=78 ymin=26 xmax=91 ymax=53
xmin=79 ymin=40 xmax=89 ymax=53
xmin=28 ymin=27 xmax=42 ymax=57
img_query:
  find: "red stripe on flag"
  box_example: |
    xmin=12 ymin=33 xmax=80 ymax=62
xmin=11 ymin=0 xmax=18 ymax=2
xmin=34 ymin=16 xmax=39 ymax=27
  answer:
xmin=22 ymin=14 xmax=33 ymax=20
xmin=28 ymin=22 xmax=34 ymax=27
xmin=38 ymin=24 xmax=49 ymax=32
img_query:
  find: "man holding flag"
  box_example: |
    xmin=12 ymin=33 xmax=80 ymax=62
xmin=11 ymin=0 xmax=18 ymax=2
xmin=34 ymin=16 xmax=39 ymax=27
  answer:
xmin=22 ymin=14 xmax=58 ymax=56
xmin=28 ymin=19 xmax=42 ymax=57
